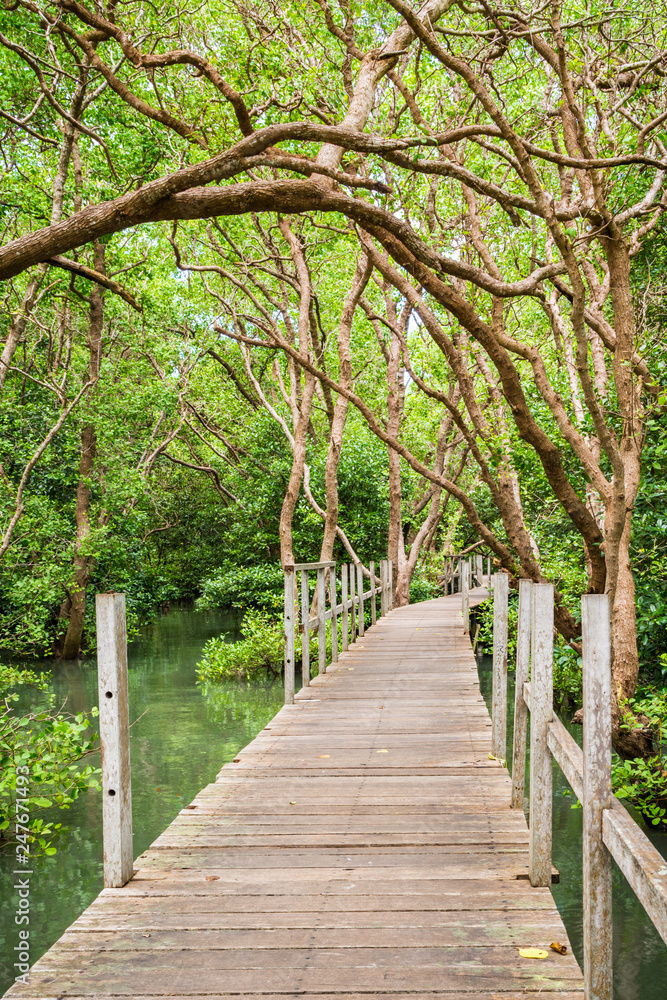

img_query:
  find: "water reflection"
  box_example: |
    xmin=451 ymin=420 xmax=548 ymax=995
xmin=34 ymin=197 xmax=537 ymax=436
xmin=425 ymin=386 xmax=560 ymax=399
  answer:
xmin=0 ymin=605 xmax=283 ymax=995
xmin=476 ymin=653 xmax=667 ymax=1000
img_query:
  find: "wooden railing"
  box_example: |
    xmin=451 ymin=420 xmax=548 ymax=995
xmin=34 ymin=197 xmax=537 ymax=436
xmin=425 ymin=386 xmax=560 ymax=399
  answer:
xmin=444 ymin=551 xmax=492 ymax=637
xmin=491 ymin=575 xmax=667 ymax=1000
xmin=283 ymin=558 xmax=393 ymax=705
xmin=443 ymin=551 xmax=491 ymax=594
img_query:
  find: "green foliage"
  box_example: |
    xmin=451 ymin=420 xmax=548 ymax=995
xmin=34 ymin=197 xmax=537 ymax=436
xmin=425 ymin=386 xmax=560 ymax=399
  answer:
xmin=475 ymin=595 xmax=518 ymax=665
xmin=475 ymin=593 xmax=583 ymax=709
xmin=197 ymin=610 xmax=285 ymax=682
xmin=0 ymin=665 xmax=48 ymax=694
xmin=611 ymin=687 xmax=667 ymax=827
xmin=197 ymin=565 xmax=284 ymax=612
xmin=0 ymin=701 xmax=100 ymax=855
xmin=409 ymin=573 xmax=441 ymax=604
xmin=553 ymin=642 xmax=583 ymax=712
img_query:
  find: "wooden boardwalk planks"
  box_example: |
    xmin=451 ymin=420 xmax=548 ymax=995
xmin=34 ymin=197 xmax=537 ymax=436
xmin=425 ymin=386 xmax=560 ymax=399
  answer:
xmin=5 ymin=591 xmax=584 ymax=998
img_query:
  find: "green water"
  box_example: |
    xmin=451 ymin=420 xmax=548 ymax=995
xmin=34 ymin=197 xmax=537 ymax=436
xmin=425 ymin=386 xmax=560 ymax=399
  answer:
xmin=476 ymin=654 xmax=667 ymax=1000
xmin=0 ymin=606 xmax=283 ymax=995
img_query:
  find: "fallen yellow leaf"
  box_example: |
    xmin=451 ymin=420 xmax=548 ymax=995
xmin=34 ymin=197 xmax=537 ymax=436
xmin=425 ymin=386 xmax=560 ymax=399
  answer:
xmin=518 ymin=948 xmax=549 ymax=960
xmin=376 ymin=749 xmax=389 ymax=753
xmin=550 ymin=941 xmax=567 ymax=955
xmin=317 ymin=754 xmax=330 ymax=758
xmin=289 ymin=801 xmax=296 ymax=805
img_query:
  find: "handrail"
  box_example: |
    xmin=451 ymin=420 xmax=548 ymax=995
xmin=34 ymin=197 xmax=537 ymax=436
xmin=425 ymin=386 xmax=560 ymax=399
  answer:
xmin=443 ymin=551 xmax=492 ymax=594
xmin=491 ymin=576 xmax=667 ymax=998
xmin=283 ymin=558 xmax=393 ymax=705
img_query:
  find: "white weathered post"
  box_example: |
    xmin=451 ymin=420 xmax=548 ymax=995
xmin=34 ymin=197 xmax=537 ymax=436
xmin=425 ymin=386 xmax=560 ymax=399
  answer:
xmin=529 ymin=582 xmax=554 ymax=887
xmin=283 ymin=566 xmax=296 ymax=705
xmin=491 ymin=572 xmax=509 ymax=759
xmin=582 ymin=593 xmax=613 ymax=1000
xmin=380 ymin=559 xmax=387 ymax=616
xmin=476 ymin=553 xmax=483 ymax=586
xmin=370 ymin=560 xmax=377 ymax=625
xmin=357 ymin=563 xmax=365 ymax=637
xmin=388 ymin=559 xmax=393 ymax=610
xmin=462 ymin=559 xmax=470 ymax=634
xmin=96 ymin=592 xmax=133 ymax=888
xmin=511 ymin=579 xmax=532 ymax=809
xmin=329 ymin=568 xmax=338 ymax=664
xmin=486 ymin=556 xmax=491 ymax=582
xmin=300 ymin=569 xmax=310 ymax=687
xmin=341 ymin=564 xmax=349 ymax=650
xmin=317 ymin=566 xmax=326 ymax=675
xmin=349 ymin=562 xmax=357 ymax=640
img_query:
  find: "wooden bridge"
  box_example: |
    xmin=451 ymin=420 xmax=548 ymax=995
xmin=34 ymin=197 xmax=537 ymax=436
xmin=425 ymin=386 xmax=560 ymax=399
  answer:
xmin=6 ymin=588 xmax=585 ymax=1000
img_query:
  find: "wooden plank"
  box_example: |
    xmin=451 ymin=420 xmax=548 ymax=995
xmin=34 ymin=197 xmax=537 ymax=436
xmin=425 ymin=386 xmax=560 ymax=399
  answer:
xmin=3 ymin=993 xmax=587 ymax=1000
xmin=356 ymin=562 xmax=365 ymax=637
xmin=95 ymin=592 xmax=133 ymax=888
xmin=511 ymin=578 xmax=531 ymax=809
xmin=491 ymin=572 xmax=508 ymax=759
xmin=581 ymin=593 xmax=613 ymax=1000
xmin=316 ymin=567 xmax=326 ymax=675
xmin=602 ymin=803 xmax=667 ymax=945
xmin=283 ymin=567 xmax=295 ymax=705
xmin=529 ymin=583 xmax=553 ymax=887
xmin=329 ymin=567 xmax=338 ymax=664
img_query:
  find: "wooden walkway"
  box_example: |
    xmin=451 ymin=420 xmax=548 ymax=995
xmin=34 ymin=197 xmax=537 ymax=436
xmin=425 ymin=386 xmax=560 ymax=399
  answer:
xmin=7 ymin=592 xmax=584 ymax=999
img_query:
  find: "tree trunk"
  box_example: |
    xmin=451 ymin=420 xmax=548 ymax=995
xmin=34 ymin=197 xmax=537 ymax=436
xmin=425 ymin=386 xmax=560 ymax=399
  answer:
xmin=279 ymin=373 xmax=317 ymax=566
xmin=318 ymin=255 xmax=371 ymax=563
xmin=58 ymin=242 xmax=104 ymax=658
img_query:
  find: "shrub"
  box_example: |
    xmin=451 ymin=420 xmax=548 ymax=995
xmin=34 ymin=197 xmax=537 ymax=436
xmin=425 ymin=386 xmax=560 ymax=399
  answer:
xmin=197 ymin=565 xmax=283 ymax=612
xmin=0 ymin=664 xmax=49 ymax=693
xmin=475 ymin=595 xmax=519 ymax=664
xmin=612 ymin=687 xmax=667 ymax=827
xmin=0 ymin=698 xmax=100 ymax=856
xmin=197 ymin=609 xmax=285 ymax=682
xmin=409 ymin=573 xmax=440 ymax=603
xmin=553 ymin=641 xmax=582 ymax=711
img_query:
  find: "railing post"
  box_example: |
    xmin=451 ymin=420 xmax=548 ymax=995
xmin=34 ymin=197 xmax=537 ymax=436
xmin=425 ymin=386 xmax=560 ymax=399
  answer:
xmin=511 ymin=579 xmax=532 ymax=809
xmin=283 ymin=565 xmax=295 ymax=705
xmin=380 ymin=559 xmax=387 ymax=616
xmin=388 ymin=559 xmax=393 ymax=610
xmin=341 ymin=564 xmax=349 ymax=650
xmin=462 ymin=559 xmax=470 ymax=634
xmin=357 ymin=563 xmax=365 ymax=637
xmin=317 ymin=566 xmax=326 ymax=675
xmin=486 ymin=556 xmax=491 ymax=582
xmin=349 ymin=562 xmax=357 ymax=640
xmin=491 ymin=572 xmax=508 ymax=759
xmin=96 ymin=592 xmax=133 ymax=888
xmin=370 ymin=560 xmax=377 ymax=625
xmin=582 ymin=593 xmax=613 ymax=1000
xmin=529 ymin=583 xmax=554 ymax=887
xmin=300 ymin=569 xmax=310 ymax=687
xmin=329 ymin=568 xmax=338 ymax=664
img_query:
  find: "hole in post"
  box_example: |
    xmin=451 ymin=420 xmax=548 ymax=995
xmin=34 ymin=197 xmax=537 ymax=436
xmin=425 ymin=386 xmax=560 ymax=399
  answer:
xmin=108 ymin=789 xmax=116 ymax=796
xmin=105 ymin=691 xmax=113 ymax=698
